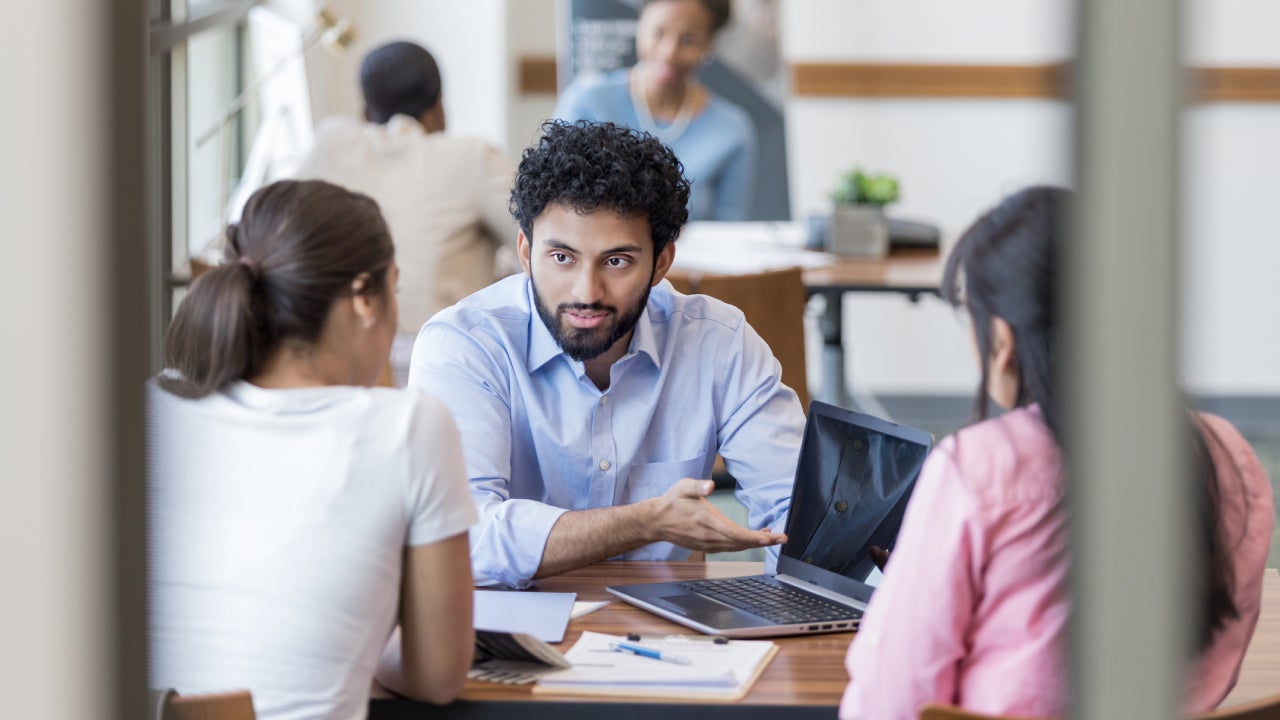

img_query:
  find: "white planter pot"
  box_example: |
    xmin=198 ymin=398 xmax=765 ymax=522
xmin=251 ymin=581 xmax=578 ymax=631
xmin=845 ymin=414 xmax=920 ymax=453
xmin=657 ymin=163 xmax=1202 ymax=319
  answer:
xmin=830 ymin=204 xmax=889 ymax=258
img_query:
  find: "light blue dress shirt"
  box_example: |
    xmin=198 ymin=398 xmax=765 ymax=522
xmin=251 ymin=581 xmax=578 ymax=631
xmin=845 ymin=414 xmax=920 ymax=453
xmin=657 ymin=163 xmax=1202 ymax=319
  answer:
xmin=408 ymin=274 xmax=804 ymax=587
xmin=555 ymin=69 xmax=757 ymax=222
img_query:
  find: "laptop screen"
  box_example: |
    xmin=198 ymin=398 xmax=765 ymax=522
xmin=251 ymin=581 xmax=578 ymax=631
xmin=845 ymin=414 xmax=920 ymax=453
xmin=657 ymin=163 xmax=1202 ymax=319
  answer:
xmin=780 ymin=404 xmax=931 ymax=593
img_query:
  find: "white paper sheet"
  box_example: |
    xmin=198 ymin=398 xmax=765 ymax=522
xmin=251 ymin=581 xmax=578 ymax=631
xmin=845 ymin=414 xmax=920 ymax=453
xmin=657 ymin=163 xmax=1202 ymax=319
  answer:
xmin=537 ymin=631 xmax=776 ymax=697
xmin=672 ymin=221 xmax=836 ymax=275
xmin=473 ymin=590 xmax=577 ymax=643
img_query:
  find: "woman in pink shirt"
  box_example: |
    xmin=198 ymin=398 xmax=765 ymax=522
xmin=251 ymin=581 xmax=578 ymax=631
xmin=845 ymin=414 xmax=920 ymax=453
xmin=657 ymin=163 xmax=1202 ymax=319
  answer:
xmin=839 ymin=186 xmax=1273 ymax=719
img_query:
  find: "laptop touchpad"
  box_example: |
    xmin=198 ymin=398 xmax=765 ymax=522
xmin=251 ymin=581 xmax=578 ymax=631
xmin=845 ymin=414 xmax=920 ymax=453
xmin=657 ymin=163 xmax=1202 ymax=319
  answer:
xmin=655 ymin=593 xmax=752 ymax=625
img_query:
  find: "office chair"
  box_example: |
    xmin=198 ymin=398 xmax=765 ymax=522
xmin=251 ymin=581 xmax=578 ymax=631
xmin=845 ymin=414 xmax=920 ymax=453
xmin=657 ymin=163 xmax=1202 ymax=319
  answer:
xmin=919 ymin=693 xmax=1280 ymax=720
xmin=150 ymin=688 xmax=256 ymax=720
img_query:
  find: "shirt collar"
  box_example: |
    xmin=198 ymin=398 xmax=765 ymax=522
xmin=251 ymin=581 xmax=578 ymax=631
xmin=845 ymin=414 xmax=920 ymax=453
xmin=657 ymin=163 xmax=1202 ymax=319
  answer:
xmin=523 ymin=278 xmax=662 ymax=374
xmin=629 ymin=302 xmax=660 ymax=368
xmin=383 ymin=114 xmax=426 ymax=136
xmin=526 ymin=280 xmax=562 ymax=373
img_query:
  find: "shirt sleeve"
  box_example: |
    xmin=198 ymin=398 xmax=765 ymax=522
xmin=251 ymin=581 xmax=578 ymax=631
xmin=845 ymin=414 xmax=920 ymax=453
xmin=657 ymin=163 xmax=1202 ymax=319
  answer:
xmin=288 ymin=117 xmax=342 ymax=180
xmin=714 ymin=317 xmax=806 ymax=571
xmin=553 ymin=79 xmax=600 ymax=122
xmin=712 ymin=113 xmax=756 ymax=221
xmin=403 ymin=391 xmax=478 ymax=547
xmin=839 ymin=442 xmax=981 ymax=720
xmin=1185 ymin=413 xmax=1276 ymax=710
xmin=407 ymin=321 xmax=567 ymax=588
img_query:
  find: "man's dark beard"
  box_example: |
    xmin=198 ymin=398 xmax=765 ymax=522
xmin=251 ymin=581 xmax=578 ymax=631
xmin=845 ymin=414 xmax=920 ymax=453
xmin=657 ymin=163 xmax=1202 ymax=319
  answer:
xmin=531 ymin=276 xmax=652 ymax=362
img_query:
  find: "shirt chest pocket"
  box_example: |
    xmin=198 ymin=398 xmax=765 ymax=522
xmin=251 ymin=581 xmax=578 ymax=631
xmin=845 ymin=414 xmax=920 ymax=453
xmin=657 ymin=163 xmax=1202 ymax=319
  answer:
xmin=620 ymin=452 xmax=716 ymax=506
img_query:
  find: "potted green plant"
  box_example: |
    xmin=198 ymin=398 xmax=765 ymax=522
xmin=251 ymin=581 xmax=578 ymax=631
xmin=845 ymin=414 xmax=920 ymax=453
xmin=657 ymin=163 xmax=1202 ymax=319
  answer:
xmin=829 ymin=168 xmax=900 ymax=258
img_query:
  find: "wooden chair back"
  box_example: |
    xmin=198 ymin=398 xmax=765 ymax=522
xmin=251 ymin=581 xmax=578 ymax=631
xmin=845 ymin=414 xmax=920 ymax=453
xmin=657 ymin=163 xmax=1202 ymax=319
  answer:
xmin=165 ymin=690 xmax=256 ymax=720
xmin=668 ymin=267 xmax=810 ymax=411
xmin=189 ymin=257 xmax=214 ymax=282
xmin=919 ymin=706 xmax=1038 ymax=720
xmin=1200 ymin=695 xmax=1280 ymax=720
xmin=376 ymin=362 xmax=395 ymax=387
xmin=919 ymin=694 xmax=1280 ymax=720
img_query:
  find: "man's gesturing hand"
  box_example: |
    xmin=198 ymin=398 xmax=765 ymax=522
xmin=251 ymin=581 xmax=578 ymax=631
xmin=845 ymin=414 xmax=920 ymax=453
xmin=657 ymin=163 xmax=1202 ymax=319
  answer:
xmin=646 ymin=478 xmax=787 ymax=553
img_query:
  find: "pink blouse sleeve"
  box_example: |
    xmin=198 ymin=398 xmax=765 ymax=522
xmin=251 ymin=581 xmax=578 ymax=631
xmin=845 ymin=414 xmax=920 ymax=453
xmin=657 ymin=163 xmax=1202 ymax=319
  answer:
xmin=1185 ymin=414 xmax=1275 ymax=711
xmin=840 ymin=441 xmax=985 ymax=720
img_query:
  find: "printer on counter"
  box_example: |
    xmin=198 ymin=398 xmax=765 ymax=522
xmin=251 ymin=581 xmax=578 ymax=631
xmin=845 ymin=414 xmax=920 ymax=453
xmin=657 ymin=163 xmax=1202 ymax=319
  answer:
xmin=806 ymin=215 xmax=941 ymax=252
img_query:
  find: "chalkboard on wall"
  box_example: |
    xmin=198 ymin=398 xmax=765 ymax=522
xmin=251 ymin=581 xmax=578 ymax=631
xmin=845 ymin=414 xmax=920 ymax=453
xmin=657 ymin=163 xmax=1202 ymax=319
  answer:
xmin=558 ymin=0 xmax=641 ymax=85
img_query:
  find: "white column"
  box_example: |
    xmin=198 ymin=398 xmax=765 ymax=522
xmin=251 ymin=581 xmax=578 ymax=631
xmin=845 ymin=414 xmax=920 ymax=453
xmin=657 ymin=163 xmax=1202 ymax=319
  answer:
xmin=0 ymin=0 xmax=118 ymax=717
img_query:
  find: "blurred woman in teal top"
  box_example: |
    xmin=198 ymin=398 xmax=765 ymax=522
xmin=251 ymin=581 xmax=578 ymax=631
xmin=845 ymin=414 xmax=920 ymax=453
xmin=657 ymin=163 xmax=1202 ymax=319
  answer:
xmin=554 ymin=0 xmax=756 ymax=221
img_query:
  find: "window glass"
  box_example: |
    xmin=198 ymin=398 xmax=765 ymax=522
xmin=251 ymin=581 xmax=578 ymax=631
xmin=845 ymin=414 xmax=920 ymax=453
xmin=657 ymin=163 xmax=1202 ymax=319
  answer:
xmin=186 ymin=25 xmax=243 ymax=257
xmin=187 ymin=0 xmax=231 ymax=15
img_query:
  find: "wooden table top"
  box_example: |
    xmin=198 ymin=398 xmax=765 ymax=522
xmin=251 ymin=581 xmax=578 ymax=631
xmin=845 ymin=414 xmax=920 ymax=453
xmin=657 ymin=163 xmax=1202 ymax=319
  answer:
xmin=799 ymin=246 xmax=943 ymax=295
xmin=458 ymin=560 xmax=850 ymax=707
xmin=373 ymin=563 xmax=1278 ymax=716
xmin=465 ymin=563 xmax=1280 ymax=708
xmin=667 ymin=246 xmax=944 ymax=297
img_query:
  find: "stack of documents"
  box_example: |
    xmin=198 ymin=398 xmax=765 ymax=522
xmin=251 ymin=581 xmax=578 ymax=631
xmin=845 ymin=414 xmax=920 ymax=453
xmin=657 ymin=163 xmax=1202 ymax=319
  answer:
xmin=469 ymin=590 xmax=577 ymax=685
xmin=534 ymin=631 xmax=778 ymax=701
xmin=672 ymin=221 xmax=836 ymax=276
xmin=470 ymin=630 xmax=571 ymax=685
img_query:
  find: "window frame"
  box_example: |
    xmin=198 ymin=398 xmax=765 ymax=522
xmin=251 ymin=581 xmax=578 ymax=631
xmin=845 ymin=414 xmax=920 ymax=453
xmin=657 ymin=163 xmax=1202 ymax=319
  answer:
xmin=148 ymin=0 xmax=254 ymax=370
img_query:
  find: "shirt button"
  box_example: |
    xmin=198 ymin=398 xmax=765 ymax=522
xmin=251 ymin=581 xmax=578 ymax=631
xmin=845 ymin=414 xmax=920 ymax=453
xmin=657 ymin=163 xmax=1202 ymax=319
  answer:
xmin=835 ymin=500 xmax=848 ymax=512
xmin=599 ymin=459 xmax=611 ymax=471
xmin=600 ymin=396 xmax=608 ymax=406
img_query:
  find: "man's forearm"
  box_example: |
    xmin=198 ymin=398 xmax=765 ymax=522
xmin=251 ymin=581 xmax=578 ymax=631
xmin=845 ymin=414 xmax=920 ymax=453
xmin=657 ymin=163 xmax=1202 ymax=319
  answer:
xmin=533 ymin=501 xmax=656 ymax=579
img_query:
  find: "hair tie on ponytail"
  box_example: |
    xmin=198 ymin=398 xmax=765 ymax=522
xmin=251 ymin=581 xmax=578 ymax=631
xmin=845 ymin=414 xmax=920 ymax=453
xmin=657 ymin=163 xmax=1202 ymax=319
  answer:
xmin=237 ymin=254 xmax=260 ymax=281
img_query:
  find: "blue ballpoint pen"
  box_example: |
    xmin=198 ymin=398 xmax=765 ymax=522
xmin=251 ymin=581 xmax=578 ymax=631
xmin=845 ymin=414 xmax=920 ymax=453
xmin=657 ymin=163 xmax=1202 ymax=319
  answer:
xmin=609 ymin=641 xmax=692 ymax=665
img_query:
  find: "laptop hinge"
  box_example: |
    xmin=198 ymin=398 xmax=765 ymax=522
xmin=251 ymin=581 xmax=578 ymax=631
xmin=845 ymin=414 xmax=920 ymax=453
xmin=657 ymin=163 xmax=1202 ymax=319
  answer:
xmin=777 ymin=574 xmax=867 ymax=610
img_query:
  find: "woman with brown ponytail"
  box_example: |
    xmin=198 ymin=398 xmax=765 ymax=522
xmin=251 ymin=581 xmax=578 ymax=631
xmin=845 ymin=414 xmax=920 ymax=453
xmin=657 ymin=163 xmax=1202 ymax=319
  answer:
xmin=147 ymin=180 xmax=476 ymax=719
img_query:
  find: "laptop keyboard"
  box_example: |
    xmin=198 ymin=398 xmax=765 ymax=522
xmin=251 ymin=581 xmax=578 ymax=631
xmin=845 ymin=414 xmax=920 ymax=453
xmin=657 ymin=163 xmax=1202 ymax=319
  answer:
xmin=679 ymin=576 xmax=862 ymax=625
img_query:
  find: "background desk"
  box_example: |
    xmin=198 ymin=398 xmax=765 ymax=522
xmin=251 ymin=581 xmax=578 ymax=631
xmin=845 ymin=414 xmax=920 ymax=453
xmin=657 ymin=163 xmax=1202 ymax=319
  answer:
xmin=670 ymin=244 xmax=942 ymax=411
xmin=801 ymin=247 xmax=942 ymax=410
xmin=370 ymin=561 xmax=848 ymax=719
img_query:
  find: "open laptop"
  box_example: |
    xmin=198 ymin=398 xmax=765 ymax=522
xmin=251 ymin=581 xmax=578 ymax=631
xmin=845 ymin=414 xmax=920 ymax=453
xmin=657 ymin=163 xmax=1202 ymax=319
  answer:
xmin=607 ymin=401 xmax=932 ymax=638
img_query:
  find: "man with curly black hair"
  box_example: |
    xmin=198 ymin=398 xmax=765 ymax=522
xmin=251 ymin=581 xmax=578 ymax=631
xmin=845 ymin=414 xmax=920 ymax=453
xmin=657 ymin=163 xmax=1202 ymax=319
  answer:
xmin=409 ymin=120 xmax=804 ymax=587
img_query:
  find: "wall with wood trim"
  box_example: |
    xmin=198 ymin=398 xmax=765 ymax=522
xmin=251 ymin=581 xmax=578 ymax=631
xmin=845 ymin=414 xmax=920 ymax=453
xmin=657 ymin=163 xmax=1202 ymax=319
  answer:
xmin=521 ymin=57 xmax=1280 ymax=103
xmin=775 ymin=0 xmax=1280 ymax=396
xmin=777 ymin=1 xmax=1071 ymax=394
xmin=306 ymin=0 xmax=1279 ymax=395
xmin=306 ymin=0 xmax=510 ymax=148
xmin=505 ymin=0 xmax=557 ymax=155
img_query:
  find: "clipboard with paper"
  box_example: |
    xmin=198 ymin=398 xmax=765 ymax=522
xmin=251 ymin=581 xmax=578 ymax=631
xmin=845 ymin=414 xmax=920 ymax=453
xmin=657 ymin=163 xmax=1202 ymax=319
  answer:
xmin=533 ymin=631 xmax=779 ymax=701
xmin=467 ymin=590 xmax=577 ymax=685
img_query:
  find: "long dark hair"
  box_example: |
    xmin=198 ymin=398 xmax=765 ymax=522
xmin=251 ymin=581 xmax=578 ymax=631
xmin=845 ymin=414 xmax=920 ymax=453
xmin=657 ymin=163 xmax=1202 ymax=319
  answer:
xmin=941 ymin=185 xmax=1238 ymax=652
xmin=160 ymin=180 xmax=394 ymax=399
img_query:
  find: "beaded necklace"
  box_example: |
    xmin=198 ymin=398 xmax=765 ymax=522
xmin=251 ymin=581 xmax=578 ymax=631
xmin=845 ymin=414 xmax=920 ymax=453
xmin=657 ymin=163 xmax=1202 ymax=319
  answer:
xmin=629 ymin=68 xmax=698 ymax=144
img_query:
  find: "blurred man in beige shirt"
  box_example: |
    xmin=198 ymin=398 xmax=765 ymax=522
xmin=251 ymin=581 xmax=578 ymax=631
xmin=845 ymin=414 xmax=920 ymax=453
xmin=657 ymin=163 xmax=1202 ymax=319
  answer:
xmin=296 ymin=41 xmax=518 ymax=385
